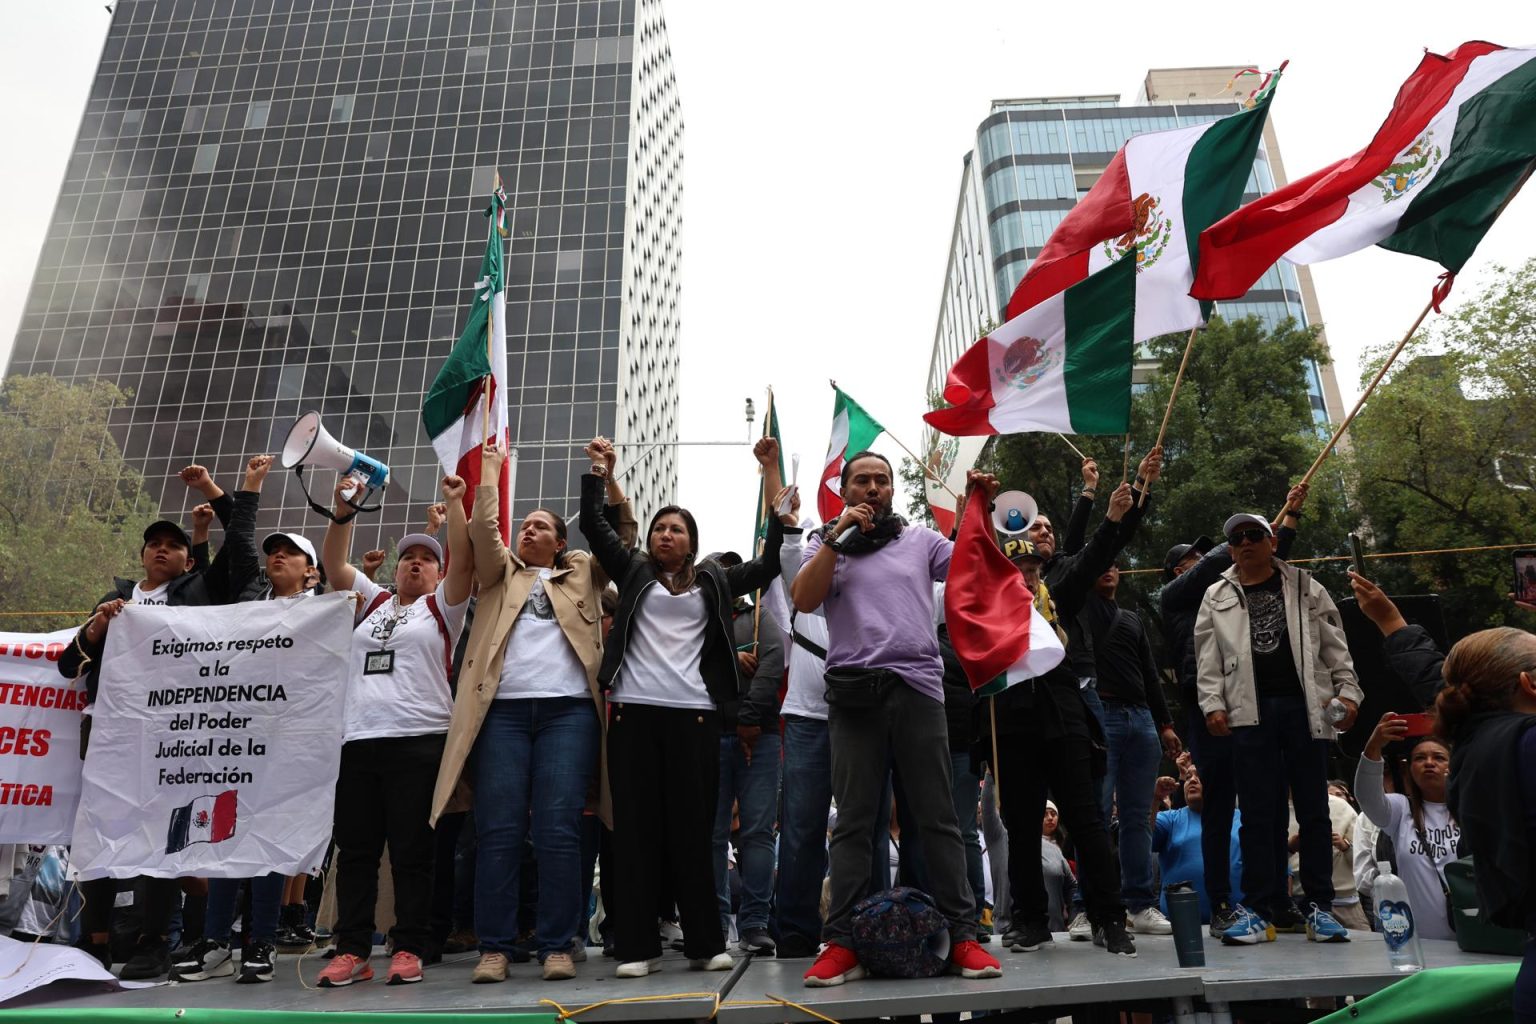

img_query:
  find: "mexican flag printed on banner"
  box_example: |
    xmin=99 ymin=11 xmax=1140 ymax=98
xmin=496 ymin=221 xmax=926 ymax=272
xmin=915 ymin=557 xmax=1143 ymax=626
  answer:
xmin=817 ymin=386 xmax=885 ymax=523
xmin=165 ymin=791 xmax=237 ymax=854
xmin=923 ymin=434 xmax=987 ymax=537
xmin=422 ymin=180 xmax=513 ymax=543
xmin=1007 ymin=71 xmax=1280 ymax=338
xmin=1193 ymin=42 xmax=1536 ymax=300
xmin=943 ymin=487 xmax=1065 ymax=693
xmin=925 ymin=255 xmax=1135 ymax=438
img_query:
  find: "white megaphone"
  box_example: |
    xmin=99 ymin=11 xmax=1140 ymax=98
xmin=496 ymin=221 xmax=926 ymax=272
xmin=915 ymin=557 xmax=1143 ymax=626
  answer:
xmin=992 ymin=490 xmax=1038 ymax=537
xmin=281 ymin=410 xmax=390 ymax=521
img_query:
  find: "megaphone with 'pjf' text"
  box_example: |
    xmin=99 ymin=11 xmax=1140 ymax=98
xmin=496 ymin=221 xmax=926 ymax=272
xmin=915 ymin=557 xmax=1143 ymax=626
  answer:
xmin=281 ymin=410 xmax=390 ymax=522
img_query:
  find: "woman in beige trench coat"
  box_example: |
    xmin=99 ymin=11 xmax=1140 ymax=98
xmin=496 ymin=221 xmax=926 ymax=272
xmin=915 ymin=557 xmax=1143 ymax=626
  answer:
xmin=430 ymin=437 xmax=636 ymax=984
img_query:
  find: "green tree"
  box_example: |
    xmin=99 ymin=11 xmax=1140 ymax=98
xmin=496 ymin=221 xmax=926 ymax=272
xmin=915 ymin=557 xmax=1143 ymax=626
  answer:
xmin=0 ymin=375 xmax=157 ymax=632
xmin=1347 ymin=259 xmax=1536 ymax=637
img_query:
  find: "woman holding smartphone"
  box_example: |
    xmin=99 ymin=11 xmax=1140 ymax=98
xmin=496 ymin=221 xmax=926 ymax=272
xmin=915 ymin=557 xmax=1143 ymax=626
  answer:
xmin=580 ymin=436 xmax=788 ymax=978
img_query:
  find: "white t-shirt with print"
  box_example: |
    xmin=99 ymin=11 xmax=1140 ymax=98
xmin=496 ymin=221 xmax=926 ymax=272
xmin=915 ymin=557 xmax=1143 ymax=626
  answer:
xmin=132 ymin=581 xmax=170 ymax=605
xmin=610 ymin=580 xmax=713 ymax=711
xmin=496 ymin=569 xmax=589 ymax=701
xmin=346 ymin=576 xmax=470 ymax=742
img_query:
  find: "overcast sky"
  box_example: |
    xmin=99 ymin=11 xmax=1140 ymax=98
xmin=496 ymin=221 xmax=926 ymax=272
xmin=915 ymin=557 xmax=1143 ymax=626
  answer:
xmin=2 ymin=3 xmax=1532 ymax=557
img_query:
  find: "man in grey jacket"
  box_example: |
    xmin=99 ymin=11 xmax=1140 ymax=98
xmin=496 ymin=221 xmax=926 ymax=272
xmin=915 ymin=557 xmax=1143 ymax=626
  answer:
xmin=1195 ymin=513 xmax=1363 ymax=946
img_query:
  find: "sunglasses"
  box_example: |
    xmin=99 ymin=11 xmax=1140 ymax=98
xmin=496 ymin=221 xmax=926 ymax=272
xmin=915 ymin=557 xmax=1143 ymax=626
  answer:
xmin=1227 ymin=527 xmax=1270 ymax=547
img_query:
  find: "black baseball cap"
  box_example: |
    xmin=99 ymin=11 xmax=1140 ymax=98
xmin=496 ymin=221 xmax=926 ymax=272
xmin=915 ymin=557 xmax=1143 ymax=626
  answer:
xmin=142 ymin=520 xmax=193 ymax=551
xmin=1162 ymin=536 xmax=1215 ymax=581
xmin=1003 ymin=537 xmax=1045 ymax=564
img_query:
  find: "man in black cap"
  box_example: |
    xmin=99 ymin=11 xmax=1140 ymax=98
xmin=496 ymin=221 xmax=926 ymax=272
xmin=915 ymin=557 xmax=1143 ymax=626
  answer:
xmin=58 ymin=461 xmax=260 ymax=979
xmin=1157 ymin=484 xmax=1305 ymax=937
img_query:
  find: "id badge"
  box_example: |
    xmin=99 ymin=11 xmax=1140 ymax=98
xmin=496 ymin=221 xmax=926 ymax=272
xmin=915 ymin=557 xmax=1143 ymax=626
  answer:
xmin=364 ymin=650 xmax=395 ymax=675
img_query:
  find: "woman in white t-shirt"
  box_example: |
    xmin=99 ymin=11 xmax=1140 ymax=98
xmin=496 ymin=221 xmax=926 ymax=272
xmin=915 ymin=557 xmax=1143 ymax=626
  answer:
xmin=428 ymin=438 xmax=635 ymax=984
xmin=580 ymin=438 xmax=787 ymax=979
xmin=1355 ymin=712 xmax=1461 ymax=940
xmin=315 ymin=475 xmax=474 ymax=988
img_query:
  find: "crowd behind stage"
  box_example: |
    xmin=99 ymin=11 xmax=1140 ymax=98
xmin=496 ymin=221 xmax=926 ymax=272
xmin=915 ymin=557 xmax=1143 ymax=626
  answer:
xmin=12 ymin=435 xmax=1536 ymax=1015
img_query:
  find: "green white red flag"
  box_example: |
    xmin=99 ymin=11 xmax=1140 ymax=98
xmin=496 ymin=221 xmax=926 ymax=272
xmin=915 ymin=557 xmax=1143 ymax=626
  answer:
xmin=925 ymin=255 xmax=1135 ymax=437
xmin=422 ymin=183 xmax=511 ymax=542
xmin=922 ymin=434 xmax=987 ymax=537
xmin=817 ymin=386 xmax=884 ymax=523
xmin=1007 ymin=71 xmax=1280 ymax=338
xmin=1192 ymin=42 xmax=1536 ymax=300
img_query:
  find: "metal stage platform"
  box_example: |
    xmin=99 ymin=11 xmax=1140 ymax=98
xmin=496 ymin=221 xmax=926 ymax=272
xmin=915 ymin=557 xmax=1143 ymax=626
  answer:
xmin=5 ymin=934 xmax=1518 ymax=1022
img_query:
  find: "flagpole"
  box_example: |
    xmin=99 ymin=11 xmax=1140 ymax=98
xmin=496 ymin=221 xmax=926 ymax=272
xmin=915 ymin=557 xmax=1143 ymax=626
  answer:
xmin=753 ymin=387 xmax=774 ymax=647
xmin=1120 ymin=434 xmax=1131 ymax=485
xmin=833 ymin=378 xmax=961 ymax=501
xmin=1056 ymin=433 xmax=1087 ymax=460
xmin=1279 ymin=291 xmax=1439 ymax=518
xmin=1138 ymin=323 xmax=1200 ymax=508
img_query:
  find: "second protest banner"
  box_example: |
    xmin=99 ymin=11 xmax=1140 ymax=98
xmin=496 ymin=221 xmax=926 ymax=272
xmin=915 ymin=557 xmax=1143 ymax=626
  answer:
xmin=0 ymin=629 xmax=85 ymax=844
xmin=70 ymin=592 xmax=353 ymax=879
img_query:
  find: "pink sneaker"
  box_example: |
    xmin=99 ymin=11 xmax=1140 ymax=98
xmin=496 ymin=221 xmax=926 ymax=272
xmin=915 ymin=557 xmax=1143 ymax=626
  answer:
xmin=316 ymin=952 xmax=373 ymax=987
xmin=385 ymin=950 xmax=424 ymax=985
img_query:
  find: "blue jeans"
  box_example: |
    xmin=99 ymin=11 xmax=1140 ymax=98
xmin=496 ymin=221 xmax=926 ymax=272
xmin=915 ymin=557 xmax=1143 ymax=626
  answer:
xmin=775 ymin=716 xmax=831 ymax=947
xmin=714 ymin=731 xmax=782 ymax=935
xmin=473 ymin=696 xmax=600 ymax=957
xmin=1100 ymin=701 xmax=1162 ymax=912
xmin=206 ymin=873 xmax=284 ymax=945
xmin=1232 ymin=695 xmax=1334 ymax=917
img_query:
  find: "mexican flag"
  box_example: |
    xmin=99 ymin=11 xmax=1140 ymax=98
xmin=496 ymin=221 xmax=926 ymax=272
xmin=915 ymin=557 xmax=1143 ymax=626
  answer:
xmin=925 ymin=255 xmax=1135 ymax=437
xmin=923 ymin=434 xmax=987 ymax=537
xmin=753 ymin=388 xmax=785 ymax=549
xmin=165 ymin=791 xmax=237 ymax=854
xmin=1007 ymin=72 xmax=1279 ymax=338
xmin=1193 ymin=42 xmax=1536 ymax=300
xmin=943 ymin=485 xmax=1065 ymax=692
xmin=817 ymin=386 xmax=885 ymax=523
xmin=422 ymin=182 xmax=512 ymax=542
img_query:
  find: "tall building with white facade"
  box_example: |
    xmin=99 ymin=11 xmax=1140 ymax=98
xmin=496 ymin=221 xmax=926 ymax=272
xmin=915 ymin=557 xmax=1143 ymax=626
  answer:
xmin=4 ymin=0 xmax=682 ymax=550
xmin=927 ymin=65 xmax=1345 ymax=428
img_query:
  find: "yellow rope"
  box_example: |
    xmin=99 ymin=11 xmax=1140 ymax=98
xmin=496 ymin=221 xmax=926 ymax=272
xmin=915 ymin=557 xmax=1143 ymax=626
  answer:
xmin=539 ymin=991 xmax=722 ymax=1021
xmin=1121 ymin=541 xmax=1533 ymax=576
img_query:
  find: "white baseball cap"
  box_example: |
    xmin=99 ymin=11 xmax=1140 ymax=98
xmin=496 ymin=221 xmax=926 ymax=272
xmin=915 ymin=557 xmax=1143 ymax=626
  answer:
xmin=261 ymin=532 xmax=317 ymax=564
xmin=1221 ymin=513 xmax=1274 ymax=539
xmin=397 ymin=533 xmax=444 ymax=563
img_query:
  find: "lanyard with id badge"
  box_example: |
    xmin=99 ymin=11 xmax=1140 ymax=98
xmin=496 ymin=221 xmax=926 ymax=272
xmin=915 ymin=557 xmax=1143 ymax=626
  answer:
xmin=365 ymin=599 xmax=409 ymax=675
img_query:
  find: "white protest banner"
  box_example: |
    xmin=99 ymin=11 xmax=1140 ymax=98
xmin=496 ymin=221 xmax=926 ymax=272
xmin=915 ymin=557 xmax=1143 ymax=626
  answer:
xmin=70 ymin=592 xmax=353 ymax=879
xmin=0 ymin=630 xmax=85 ymax=844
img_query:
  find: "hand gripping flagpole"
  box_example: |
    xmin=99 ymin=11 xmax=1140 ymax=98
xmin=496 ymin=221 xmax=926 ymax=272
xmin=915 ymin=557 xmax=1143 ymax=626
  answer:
xmin=1275 ymin=274 xmax=1452 ymax=519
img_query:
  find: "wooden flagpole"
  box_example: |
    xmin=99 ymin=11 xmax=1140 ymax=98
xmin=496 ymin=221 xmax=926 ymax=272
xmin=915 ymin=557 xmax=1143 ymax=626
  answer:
xmin=1056 ymin=433 xmax=1087 ymax=460
xmin=1277 ymin=293 xmax=1438 ymax=518
xmin=753 ymin=387 xmax=775 ymax=647
xmin=990 ymin=696 xmax=1002 ymax=805
xmin=1120 ymin=434 xmax=1132 ymax=484
xmin=1137 ymin=324 xmax=1199 ymax=507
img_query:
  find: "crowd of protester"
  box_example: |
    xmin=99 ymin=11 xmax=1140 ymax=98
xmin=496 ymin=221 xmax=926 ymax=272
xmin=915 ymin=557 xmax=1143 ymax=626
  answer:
xmin=27 ymin=435 xmax=1536 ymax=1015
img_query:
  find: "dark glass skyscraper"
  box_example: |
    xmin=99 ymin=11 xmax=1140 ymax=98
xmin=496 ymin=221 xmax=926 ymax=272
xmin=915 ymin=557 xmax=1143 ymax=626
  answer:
xmin=5 ymin=0 xmax=682 ymax=552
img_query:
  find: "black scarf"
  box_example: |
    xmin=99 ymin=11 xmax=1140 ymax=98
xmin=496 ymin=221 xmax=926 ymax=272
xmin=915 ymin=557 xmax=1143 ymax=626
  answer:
xmin=821 ymin=512 xmax=906 ymax=555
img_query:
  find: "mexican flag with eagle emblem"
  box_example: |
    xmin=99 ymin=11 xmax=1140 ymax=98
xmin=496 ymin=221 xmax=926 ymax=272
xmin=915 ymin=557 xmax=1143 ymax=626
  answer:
xmin=1004 ymin=67 xmax=1281 ymax=338
xmin=924 ymin=254 xmax=1135 ymax=437
xmin=1192 ymin=42 xmax=1536 ymax=300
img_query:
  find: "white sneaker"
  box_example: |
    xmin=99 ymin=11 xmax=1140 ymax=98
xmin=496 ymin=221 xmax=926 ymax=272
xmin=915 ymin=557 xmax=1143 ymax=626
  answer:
xmin=1129 ymin=907 xmax=1174 ymax=935
xmin=615 ymin=958 xmax=661 ymax=978
xmin=1067 ymin=912 xmax=1092 ymax=941
xmin=689 ymin=952 xmax=734 ymax=971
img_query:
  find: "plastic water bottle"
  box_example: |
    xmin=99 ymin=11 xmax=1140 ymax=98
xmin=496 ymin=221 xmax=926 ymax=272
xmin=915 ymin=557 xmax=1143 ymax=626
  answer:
xmin=1326 ymin=698 xmax=1350 ymax=729
xmin=1374 ymin=861 xmax=1425 ymax=973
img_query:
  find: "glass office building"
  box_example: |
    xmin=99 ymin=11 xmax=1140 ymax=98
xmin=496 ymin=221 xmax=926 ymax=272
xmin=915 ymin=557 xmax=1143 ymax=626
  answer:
xmin=927 ymin=66 xmax=1345 ymax=429
xmin=4 ymin=0 xmax=682 ymax=553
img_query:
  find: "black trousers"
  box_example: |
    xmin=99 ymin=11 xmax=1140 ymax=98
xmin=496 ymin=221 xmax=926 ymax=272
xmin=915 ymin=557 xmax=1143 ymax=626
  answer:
xmin=333 ymin=734 xmax=445 ymax=958
xmin=997 ymin=731 xmax=1126 ymax=930
xmin=80 ymin=877 xmax=177 ymax=945
xmin=607 ymin=703 xmax=722 ymax=962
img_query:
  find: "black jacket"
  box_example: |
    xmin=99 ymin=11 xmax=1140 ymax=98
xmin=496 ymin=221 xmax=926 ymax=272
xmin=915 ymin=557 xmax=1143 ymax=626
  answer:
xmin=939 ymin=626 xmax=977 ymax=754
xmin=1061 ymin=490 xmax=1150 ymax=681
xmin=580 ymin=474 xmax=783 ymax=713
xmin=58 ymin=492 xmax=255 ymax=702
xmin=729 ymin=603 xmax=786 ymax=730
xmin=1447 ymin=711 xmax=1536 ymax=929
xmin=1158 ymin=525 xmax=1296 ymax=706
xmin=1382 ymin=624 xmax=1446 ymax=708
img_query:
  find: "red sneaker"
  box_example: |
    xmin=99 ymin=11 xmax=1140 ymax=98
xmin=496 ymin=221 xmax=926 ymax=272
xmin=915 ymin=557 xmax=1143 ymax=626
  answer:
xmin=950 ymin=939 xmax=1002 ymax=979
xmin=316 ymin=952 xmax=373 ymax=987
xmin=803 ymin=942 xmax=865 ymax=988
xmin=385 ymin=951 xmax=423 ymax=985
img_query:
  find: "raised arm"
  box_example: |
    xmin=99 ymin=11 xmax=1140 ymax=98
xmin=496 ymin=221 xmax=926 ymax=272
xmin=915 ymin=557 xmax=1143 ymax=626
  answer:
xmin=440 ymin=475 xmax=474 ymax=606
xmin=212 ymin=455 xmax=271 ymax=602
xmin=1355 ymin=712 xmax=1410 ymax=832
xmin=578 ymin=438 xmax=634 ymax=584
xmin=726 ymin=513 xmax=784 ymax=598
xmin=471 ymin=440 xmax=511 ymax=588
xmin=1062 ymin=457 xmax=1098 ymax=556
xmin=321 ymin=478 xmax=360 ymax=594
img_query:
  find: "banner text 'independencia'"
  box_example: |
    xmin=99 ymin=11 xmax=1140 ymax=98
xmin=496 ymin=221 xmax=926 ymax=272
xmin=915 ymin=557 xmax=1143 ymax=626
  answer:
xmin=147 ymin=684 xmax=288 ymax=708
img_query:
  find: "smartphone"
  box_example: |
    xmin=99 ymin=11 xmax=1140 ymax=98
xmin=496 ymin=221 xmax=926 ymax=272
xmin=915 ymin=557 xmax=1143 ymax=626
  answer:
xmin=1349 ymin=533 xmax=1366 ymax=576
xmin=1399 ymin=712 xmax=1434 ymax=738
xmin=1515 ymin=549 xmax=1536 ymax=603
